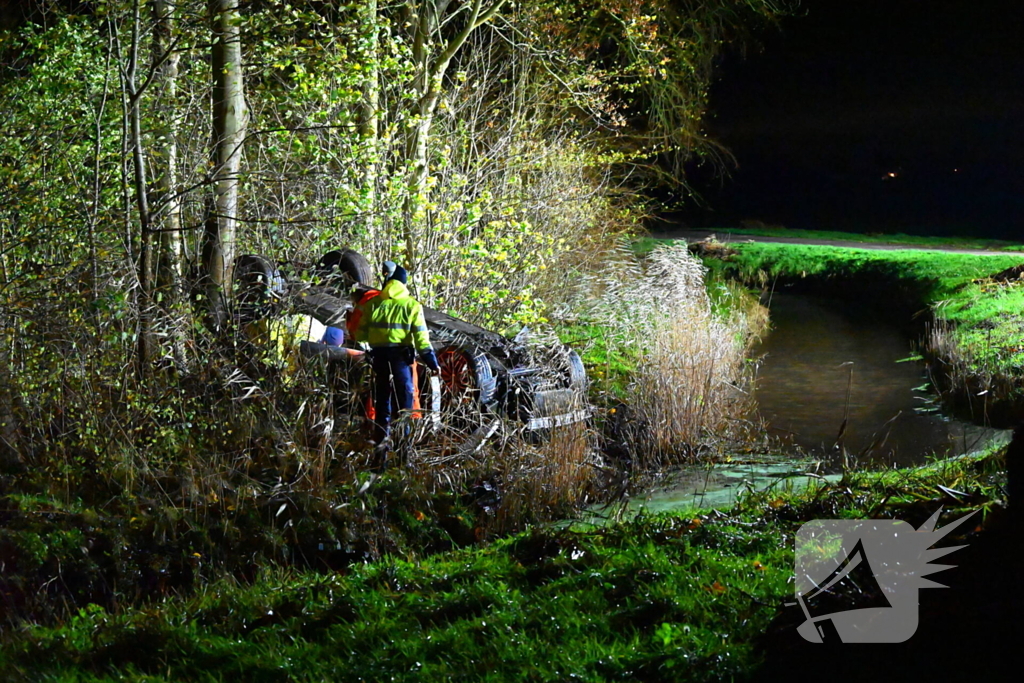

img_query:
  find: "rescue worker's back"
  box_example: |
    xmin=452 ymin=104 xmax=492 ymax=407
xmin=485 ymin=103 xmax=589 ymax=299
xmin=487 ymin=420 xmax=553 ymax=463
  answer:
xmin=356 ymin=266 xmax=439 ymax=445
xmin=356 ymin=279 xmax=431 ymax=352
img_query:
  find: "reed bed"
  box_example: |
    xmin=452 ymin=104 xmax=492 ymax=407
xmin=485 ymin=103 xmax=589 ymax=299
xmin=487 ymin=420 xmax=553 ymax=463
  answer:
xmin=572 ymin=242 xmax=759 ymax=466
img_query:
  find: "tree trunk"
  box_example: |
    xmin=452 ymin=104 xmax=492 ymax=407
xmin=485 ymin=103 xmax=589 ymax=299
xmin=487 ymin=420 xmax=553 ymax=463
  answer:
xmin=359 ymin=0 xmax=379 ymax=241
xmin=404 ymin=77 xmax=444 ymax=275
xmin=153 ymin=0 xmax=182 ymax=305
xmin=153 ymin=0 xmax=192 ymax=370
xmin=127 ymin=0 xmax=155 ymax=378
xmin=402 ymin=0 xmax=508 ymax=276
xmin=203 ymin=0 xmax=247 ymax=332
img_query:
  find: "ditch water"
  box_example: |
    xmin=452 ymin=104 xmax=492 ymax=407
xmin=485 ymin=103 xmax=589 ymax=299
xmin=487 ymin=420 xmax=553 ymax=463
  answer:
xmin=632 ymin=292 xmax=1010 ymax=514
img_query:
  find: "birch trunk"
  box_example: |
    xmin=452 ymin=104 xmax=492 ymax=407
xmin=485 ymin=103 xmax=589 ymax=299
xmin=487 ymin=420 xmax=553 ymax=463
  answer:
xmin=153 ymin=0 xmax=182 ymax=304
xmin=360 ymin=0 xmax=380 ymax=240
xmin=402 ymin=0 xmax=508 ymax=275
xmin=203 ymin=0 xmax=247 ymax=331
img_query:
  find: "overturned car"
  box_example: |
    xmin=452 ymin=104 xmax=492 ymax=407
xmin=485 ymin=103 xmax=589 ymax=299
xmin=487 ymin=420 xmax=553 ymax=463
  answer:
xmin=233 ymin=249 xmax=589 ymax=438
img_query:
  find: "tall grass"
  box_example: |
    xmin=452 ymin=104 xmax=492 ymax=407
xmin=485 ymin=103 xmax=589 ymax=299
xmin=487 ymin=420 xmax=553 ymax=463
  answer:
xmin=571 ymin=243 xmax=760 ymax=466
xmin=399 ymin=389 xmax=595 ymax=535
xmin=627 ymin=247 xmax=756 ymax=464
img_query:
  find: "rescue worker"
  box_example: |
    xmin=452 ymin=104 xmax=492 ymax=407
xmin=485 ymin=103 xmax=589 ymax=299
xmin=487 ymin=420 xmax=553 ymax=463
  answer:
xmin=346 ymin=263 xmax=386 ymax=342
xmin=345 ymin=280 xmax=383 ymax=423
xmin=356 ymin=262 xmax=440 ymax=444
xmin=245 ymin=312 xmax=326 ymax=376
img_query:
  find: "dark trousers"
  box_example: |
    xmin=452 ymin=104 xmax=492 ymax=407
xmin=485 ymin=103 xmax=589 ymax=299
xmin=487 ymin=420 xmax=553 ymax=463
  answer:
xmin=370 ymin=347 xmax=415 ymax=441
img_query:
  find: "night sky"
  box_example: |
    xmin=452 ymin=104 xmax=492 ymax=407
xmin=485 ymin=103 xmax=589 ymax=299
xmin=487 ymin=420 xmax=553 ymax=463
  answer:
xmin=678 ymin=0 xmax=1024 ymax=239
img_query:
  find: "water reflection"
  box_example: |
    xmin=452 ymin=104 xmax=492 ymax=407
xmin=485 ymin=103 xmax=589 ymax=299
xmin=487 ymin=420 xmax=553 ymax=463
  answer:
xmin=626 ymin=293 xmax=1008 ymax=517
xmin=753 ymin=293 xmax=1006 ymax=467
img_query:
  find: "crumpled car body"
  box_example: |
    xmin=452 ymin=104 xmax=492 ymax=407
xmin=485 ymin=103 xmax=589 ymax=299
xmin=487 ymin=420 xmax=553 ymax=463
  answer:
xmin=234 ymin=251 xmax=589 ymax=436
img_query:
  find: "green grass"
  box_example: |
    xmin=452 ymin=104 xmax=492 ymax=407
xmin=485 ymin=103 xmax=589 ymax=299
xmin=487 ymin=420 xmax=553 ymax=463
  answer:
xmin=932 ymin=279 xmax=1024 ymax=370
xmin=651 ymin=225 xmax=1024 ymax=252
xmin=2 ymin=446 xmax=1006 ymax=683
xmin=5 ymin=515 xmax=794 ymax=682
xmin=706 ymin=241 xmax=1024 ymax=289
xmin=661 ymin=239 xmax=1024 ymax=400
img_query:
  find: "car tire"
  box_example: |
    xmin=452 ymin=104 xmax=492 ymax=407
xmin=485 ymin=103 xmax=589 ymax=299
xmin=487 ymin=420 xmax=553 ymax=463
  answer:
xmin=437 ymin=345 xmax=497 ymax=412
xmin=234 ymin=255 xmax=277 ymax=301
xmin=317 ymin=249 xmax=373 ymax=286
xmin=564 ymin=348 xmax=587 ymax=390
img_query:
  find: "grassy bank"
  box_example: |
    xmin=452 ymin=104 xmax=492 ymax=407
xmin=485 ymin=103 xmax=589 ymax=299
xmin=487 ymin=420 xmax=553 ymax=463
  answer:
xmin=651 ymin=238 xmax=1024 ymax=425
xmin=0 ymin=241 xmax=762 ymax=635
xmin=650 ymin=224 xmax=1024 ymax=252
xmin=0 ymin=444 xmax=1006 ymax=682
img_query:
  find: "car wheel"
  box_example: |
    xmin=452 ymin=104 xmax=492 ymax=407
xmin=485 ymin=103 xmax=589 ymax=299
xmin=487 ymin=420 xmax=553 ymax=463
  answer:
xmin=437 ymin=345 xmax=496 ymax=414
xmin=317 ymin=249 xmax=372 ymax=287
xmin=234 ymin=254 xmax=284 ymax=320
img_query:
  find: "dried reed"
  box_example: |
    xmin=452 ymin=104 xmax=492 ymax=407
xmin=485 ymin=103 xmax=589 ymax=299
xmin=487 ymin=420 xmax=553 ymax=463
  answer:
xmin=577 ymin=243 xmax=757 ymax=466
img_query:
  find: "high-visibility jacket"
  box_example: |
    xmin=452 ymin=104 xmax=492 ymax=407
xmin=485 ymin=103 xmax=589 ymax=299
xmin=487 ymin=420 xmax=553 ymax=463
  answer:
xmin=245 ymin=314 xmax=324 ymax=371
xmin=356 ymin=279 xmax=432 ymax=351
xmin=346 ymin=288 xmax=380 ymax=342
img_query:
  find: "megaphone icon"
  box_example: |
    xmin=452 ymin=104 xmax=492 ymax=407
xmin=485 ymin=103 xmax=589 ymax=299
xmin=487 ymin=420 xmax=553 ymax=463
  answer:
xmin=797 ymin=538 xmax=892 ymax=643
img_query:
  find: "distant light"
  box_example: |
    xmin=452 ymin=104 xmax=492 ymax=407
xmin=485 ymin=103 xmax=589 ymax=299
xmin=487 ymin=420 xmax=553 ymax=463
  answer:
xmin=887 ymin=172 xmax=898 ymax=179
xmin=953 ymin=168 xmax=959 ymax=173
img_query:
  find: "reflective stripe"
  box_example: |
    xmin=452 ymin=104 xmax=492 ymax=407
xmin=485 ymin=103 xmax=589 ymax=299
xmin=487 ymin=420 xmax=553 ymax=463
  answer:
xmin=369 ymin=322 xmax=415 ymax=330
xmin=371 ymin=342 xmax=432 ymax=352
xmin=360 ymin=281 xmax=433 ymax=351
xmin=368 ymin=322 xmax=429 ymax=332
xmin=525 ymin=408 xmax=590 ymax=431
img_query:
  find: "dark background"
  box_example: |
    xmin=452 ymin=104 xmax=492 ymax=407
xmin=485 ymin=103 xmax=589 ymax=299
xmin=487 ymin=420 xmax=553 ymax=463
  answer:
xmin=2 ymin=1 xmax=1020 ymax=239
xmin=675 ymin=0 xmax=1024 ymax=239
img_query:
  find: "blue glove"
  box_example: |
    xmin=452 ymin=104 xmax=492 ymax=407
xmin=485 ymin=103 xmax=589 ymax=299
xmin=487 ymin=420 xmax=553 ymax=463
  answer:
xmin=419 ymin=349 xmax=440 ymax=373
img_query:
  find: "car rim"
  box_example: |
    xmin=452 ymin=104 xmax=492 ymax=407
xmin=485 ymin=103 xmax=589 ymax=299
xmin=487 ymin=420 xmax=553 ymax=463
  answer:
xmin=438 ymin=347 xmax=476 ymax=411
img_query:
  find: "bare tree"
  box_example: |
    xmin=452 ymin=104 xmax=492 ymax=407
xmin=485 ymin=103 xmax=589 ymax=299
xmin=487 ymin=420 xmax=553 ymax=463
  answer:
xmin=152 ymin=0 xmax=183 ymax=305
xmin=398 ymin=0 xmax=509 ymax=274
